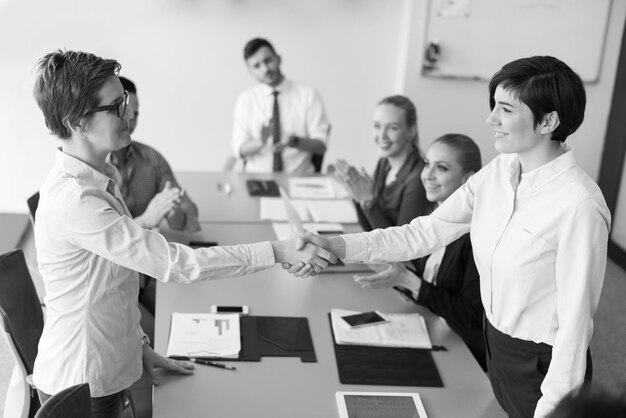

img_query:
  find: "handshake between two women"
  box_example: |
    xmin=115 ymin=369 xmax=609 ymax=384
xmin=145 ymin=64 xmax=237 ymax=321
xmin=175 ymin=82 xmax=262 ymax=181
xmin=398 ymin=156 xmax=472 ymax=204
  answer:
xmin=272 ymin=232 xmax=347 ymax=277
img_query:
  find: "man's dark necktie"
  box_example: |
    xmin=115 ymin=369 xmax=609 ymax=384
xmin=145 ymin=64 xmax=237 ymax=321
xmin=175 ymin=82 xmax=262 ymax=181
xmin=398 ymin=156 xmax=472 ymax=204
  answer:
xmin=271 ymin=90 xmax=283 ymax=172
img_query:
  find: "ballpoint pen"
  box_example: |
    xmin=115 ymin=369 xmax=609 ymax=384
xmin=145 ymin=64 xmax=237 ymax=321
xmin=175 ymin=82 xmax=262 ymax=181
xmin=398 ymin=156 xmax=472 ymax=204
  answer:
xmin=191 ymin=358 xmax=237 ymax=371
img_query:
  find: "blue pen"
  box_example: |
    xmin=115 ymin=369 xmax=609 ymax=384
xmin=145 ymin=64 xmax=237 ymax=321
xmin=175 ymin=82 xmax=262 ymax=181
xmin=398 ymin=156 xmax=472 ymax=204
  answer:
xmin=191 ymin=358 xmax=237 ymax=371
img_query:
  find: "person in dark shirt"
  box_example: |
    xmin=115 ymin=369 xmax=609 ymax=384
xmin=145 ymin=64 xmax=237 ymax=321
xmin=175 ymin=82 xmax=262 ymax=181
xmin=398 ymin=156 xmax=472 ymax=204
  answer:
xmin=331 ymin=95 xmax=430 ymax=231
xmin=354 ymin=133 xmax=486 ymax=371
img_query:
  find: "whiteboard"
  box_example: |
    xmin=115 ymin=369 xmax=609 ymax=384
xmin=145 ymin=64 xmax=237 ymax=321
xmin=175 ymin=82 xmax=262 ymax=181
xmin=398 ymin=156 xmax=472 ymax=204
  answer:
xmin=422 ymin=0 xmax=612 ymax=82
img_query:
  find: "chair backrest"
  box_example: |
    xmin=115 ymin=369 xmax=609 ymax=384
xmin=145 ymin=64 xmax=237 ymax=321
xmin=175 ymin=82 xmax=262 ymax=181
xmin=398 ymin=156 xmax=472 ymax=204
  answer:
xmin=34 ymin=384 xmax=91 ymax=418
xmin=311 ymin=153 xmax=324 ymax=173
xmin=27 ymin=192 xmax=40 ymax=223
xmin=0 ymin=249 xmax=44 ymax=376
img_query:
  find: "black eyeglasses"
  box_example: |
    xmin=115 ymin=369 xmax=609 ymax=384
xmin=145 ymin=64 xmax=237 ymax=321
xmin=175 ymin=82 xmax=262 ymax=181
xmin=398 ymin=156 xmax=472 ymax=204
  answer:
xmin=84 ymin=90 xmax=129 ymax=118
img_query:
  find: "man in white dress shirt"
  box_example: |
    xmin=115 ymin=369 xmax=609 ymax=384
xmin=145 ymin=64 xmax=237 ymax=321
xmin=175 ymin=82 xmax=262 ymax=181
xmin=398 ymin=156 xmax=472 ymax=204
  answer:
xmin=232 ymin=38 xmax=330 ymax=174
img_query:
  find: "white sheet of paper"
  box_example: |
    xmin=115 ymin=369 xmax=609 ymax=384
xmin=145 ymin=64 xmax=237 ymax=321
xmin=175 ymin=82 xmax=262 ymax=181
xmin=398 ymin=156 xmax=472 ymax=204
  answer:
xmin=272 ymin=222 xmax=344 ymax=240
xmin=331 ymin=308 xmax=432 ymax=349
xmin=259 ymin=197 xmax=311 ymax=221
xmin=289 ymin=177 xmax=349 ymax=199
xmin=166 ymin=312 xmax=241 ymax=359
xmin=306 ymin=199 xmax=357 ymax=223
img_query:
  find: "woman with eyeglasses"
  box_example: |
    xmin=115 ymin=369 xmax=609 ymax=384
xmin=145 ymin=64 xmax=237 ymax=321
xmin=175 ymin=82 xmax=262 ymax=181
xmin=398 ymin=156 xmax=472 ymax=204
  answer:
xmin=353 ymin=133 xmax=486 ymax=371
xmin=31 ymin=50 xmax=334 ymax=417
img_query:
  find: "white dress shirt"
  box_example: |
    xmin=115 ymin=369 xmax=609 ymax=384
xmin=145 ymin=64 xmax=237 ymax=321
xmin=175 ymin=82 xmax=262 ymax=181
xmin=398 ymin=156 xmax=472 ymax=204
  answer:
xmin=232 ymin=78 xmax=330 ymax=174
xmin=342 ymin=147 xmax=610 ymax=418
xmin=33 ymin=149 xmax=275 ymax=397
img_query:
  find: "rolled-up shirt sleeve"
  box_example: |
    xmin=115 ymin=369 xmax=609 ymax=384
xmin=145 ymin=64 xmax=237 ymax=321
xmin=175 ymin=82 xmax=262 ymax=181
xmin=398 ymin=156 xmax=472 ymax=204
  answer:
xmin=66 ymin=190 xmax=275 ymax=283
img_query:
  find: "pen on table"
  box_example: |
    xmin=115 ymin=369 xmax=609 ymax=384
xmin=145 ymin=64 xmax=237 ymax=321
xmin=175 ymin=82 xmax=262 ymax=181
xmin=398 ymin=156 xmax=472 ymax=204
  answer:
xmin=191 ymin=358 xmax=237 ymax=371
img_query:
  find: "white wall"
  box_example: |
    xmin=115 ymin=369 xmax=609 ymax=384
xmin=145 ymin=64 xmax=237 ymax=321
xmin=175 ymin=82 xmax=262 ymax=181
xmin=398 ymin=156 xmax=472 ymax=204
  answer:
xmin=400 ymin=0 xmax=626 ymax=176
xmin=1 ymin=0 xmax=624 ymax=213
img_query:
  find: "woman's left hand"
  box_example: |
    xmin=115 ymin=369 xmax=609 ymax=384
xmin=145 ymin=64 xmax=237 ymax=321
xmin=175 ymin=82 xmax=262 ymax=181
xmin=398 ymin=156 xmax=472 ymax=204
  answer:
xmin=142 ymin=344 xmax=194 ymax=386
xmin=353 ymin=262 xmax=419 ymax=291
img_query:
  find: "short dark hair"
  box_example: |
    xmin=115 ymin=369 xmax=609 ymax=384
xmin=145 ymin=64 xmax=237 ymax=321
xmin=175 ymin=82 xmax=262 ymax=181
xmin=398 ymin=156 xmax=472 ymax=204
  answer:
xmin=243 ymin=38 xmax=276 ymax=61
xmin=488 ymin=56 xmax=586 ymax=142
xmin=33 ymin=50 xmax=120 ymax=139
xmin=119 ymin=76 xmax=137 ymax=94
xmin=377 ymin=95 xmax=419 ymax=147
xmin=433 ymin=133 xmax=482 ymax=174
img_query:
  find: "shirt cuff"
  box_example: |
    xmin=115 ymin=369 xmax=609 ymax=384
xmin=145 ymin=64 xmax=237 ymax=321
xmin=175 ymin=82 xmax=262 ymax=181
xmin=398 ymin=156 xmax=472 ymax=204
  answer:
xmin=342 ymin=233 xmax=369 ymax=263
xmin=249 ymin=241 xmax=276 ymax=267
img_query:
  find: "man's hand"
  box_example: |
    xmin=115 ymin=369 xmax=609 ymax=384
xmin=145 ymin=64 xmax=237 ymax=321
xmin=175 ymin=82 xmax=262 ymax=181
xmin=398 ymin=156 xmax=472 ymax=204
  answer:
xmin=260 ymin=119 xmax=274 ymax=145
xmin=142 ymin=344 xmax=194 ymax=386
xmin=353 ymin=262 xmax=422 ymax=294
xmin=271 ymin=237 xmax=337 ymax=278
xmin=136 ymin=181 xmax=182 ymax=229
xmin=271 ymin=142 xmax=287 ymax=153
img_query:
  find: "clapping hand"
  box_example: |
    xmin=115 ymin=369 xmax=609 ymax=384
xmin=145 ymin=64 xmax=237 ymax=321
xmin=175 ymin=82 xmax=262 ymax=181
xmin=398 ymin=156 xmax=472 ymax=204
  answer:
xmin=332 ymin=159 xmax=374 ymax=204
xmin=260 ymin=119 xmax=274 ymax=145
xmin=137 ymin=181 xmax=182 ymax=229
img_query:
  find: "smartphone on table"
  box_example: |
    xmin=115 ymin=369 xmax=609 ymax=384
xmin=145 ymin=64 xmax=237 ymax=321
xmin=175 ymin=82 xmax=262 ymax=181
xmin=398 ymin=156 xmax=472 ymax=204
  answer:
xmin=210 ymin=305 xmax=249 ymax=315
xmin=341 ymin=311 xmax=387 ymax=328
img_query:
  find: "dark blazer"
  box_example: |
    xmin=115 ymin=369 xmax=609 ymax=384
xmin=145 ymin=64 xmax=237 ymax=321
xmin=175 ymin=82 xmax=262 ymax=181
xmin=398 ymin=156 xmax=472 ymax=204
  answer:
xmin=355 ymin=146 xmax=429 ymax=231
xmin=407 ymin=233 xmax=486 ymax=371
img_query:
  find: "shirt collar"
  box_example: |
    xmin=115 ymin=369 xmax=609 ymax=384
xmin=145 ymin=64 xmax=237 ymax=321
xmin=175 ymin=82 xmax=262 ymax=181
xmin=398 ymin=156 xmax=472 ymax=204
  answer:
xmin=508 ymin=144 xmax=576 ymax=191
xmin=55 ymin=147 xmax=117 ymax=191
xmin=261 ymin=78 xmax=291 ymax=95
xmin=108 ymin=143 xmax=135 ymax=167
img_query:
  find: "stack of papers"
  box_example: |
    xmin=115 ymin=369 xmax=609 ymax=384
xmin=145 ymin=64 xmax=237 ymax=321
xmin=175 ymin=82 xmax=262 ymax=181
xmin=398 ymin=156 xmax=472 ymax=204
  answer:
xmin=260 ymin=198 xmax=357 ymax=223
xmin=272 ymin=222 xmax=344 ymax=239
xmin=330 ymin=308 xmax=432 ymax=349
xmin=260 ymin=198 xmax=311 ymax=222
xmin=166 ymin=312 xmax=241 ymax=359
xmin=289 ymin=177 xmax=349 ymax=199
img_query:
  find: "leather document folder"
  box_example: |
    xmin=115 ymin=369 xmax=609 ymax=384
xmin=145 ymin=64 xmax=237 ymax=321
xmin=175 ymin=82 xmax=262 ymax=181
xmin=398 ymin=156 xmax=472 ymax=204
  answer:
xmin=329 ymin=314 xmax=443 ymax=387
xmin=246 ymin=179 xmax=280 ymax=197
xmin=220 ymin=315 xmax=316 ymax=362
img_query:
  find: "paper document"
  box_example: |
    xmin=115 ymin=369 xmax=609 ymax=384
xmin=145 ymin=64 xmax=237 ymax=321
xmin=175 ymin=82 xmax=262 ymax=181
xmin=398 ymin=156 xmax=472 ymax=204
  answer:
xmin=166 ymin=312 xmax=241 ymax=359
xmin=331 ymin=309 xmax=432 ymax=349
xmin=307 ymin=199 xmax=357 ymax=223
xmin=260 ymin=197 xmax=311 ymax=222
xmin=272 ymin=222 xmax=344 ymax=240
xmin=289 ymin=177 xmax=349 ymax=199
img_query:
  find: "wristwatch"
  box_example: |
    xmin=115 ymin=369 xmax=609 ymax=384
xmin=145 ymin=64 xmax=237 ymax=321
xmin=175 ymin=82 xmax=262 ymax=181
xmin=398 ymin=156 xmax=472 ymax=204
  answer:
xmin=141 ymin=334 xmax=151 ymax=347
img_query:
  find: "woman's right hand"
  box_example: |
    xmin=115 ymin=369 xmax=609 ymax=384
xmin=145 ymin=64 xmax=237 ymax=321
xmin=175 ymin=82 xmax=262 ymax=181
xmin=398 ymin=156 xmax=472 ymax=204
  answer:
xmin=333 ymin=159 xmax=374 ymax=203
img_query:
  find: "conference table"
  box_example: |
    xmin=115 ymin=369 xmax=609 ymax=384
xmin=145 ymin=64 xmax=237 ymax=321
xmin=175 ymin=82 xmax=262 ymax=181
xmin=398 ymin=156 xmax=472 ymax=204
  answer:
xmin=153 ymin=171 xmax=506 ymax=418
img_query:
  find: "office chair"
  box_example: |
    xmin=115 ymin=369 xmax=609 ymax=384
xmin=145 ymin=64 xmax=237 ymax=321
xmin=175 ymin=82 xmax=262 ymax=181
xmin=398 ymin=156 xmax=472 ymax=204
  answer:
xmin=34 ymin=383 xmax=91 ymax=418
xmin=26 ymin=192 xmax=40 ymax=224
xmin=311 ymin=153 xmax=324 ymax=173
xmin=0 ymin=249 xmax=44 ymax=418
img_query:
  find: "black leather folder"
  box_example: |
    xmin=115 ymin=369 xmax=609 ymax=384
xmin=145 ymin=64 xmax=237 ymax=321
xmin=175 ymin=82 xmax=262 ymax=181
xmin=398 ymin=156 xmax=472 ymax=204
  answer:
xmin=239 ymin=316 xmax=316 ymax=362
xmin=329 ymin=314 xmax=443 ymax=387
xmin=246 ymin=179 xmax=280 ymax=197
